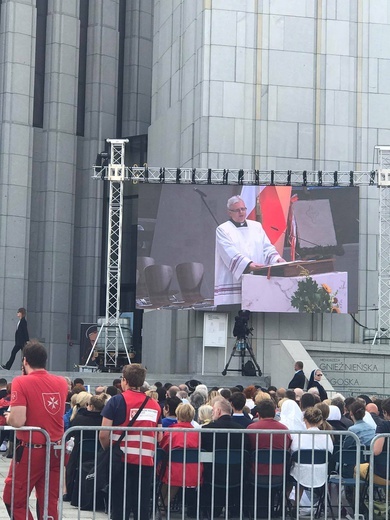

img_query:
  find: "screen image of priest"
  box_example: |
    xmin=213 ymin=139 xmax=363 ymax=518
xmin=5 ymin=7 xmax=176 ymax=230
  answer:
xmin=135 ymin=184 xmax=359 ymax=313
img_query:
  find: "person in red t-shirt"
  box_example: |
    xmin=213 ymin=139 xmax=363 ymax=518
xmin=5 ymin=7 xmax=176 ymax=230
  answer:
xmin=100 ymin=364 xmax=162 ymax=520
xmin=2 ymin=340 xmax=68 ymax=520
xmin=246 ymin=399 xmax=292 ymax=477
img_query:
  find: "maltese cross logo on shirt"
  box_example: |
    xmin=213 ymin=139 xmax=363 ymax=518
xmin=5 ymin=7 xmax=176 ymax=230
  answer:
xmin=42 ymin=393 xmax=61 ymax=415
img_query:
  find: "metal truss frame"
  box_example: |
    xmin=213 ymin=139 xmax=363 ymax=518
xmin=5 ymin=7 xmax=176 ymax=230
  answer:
xmin=86 ymin=139 xmax=132 ymax=368
xmin=93 ymin=165 xmax=376 ymax=186
xmin=375 ymin=147 xmax=390 ymax=343
xmin=92 ymin=139 xmax=390 ymax=349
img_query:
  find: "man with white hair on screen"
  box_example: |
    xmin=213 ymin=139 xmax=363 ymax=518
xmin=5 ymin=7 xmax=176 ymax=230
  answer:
xmin=214 ymin=195 xmax=285 ymax=305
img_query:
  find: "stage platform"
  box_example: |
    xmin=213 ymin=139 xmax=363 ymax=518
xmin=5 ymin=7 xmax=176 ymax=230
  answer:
xmin=0 ymin=369 xmax=270 ymax=390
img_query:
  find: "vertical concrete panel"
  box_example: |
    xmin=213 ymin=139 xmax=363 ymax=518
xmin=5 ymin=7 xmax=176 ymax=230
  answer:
xmin=0 ymin=0 xmax=35 ymax=359
xmin=71 ymin=0 xmax=120 ymax=350
xmin=29 ymin=0 xmax=79 ymax=369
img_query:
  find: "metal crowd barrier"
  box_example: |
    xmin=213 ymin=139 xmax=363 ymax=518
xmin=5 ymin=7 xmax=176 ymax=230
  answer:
xmin=0 ymin=426 xmax=52 ymax=519
xmin=57 ymin=427 xmax=367 ymax=520
xmin=4 ymin=426 xmax=390 ymax=520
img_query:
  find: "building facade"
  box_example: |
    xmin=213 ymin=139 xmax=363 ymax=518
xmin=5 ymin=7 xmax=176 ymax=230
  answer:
xmin=0 ymin=0 xmax=389 ymax=373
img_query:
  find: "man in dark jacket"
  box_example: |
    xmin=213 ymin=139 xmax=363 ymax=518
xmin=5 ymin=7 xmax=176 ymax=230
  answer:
xmin=288 ymin=361 xmax=306 ymax=389
xmin=201 ymin=397 xmax=247 ymax=517
xmin=2 ymin=307 xmax=29 ymax=370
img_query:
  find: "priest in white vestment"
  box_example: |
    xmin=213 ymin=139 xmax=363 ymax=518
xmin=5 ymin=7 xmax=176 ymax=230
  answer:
xmin=214 ymin=195 xmax=285 ymax=305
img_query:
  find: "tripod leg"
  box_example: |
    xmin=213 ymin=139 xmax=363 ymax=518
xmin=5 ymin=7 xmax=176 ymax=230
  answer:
xmin=241 ymin=348 xmax=246 ymax=376
xmin=222 ymin=345 xmax=237 ymax=376
xmin=245 ymin=341 xmax=262 ymax=377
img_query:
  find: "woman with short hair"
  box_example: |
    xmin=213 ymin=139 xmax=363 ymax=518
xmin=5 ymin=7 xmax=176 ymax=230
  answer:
xmin=159 ymin=403 xmax=203 ymax=508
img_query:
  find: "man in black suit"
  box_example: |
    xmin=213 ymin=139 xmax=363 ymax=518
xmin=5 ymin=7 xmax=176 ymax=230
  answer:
xmin=287 ymin=361 xmax=306 ymax=389
xmin=2 ymin=308 xmax=29 ymax=370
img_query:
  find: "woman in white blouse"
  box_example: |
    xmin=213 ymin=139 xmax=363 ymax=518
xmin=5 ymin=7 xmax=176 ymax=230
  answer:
xmin=290 ymin=407 xmax=334 ymax=493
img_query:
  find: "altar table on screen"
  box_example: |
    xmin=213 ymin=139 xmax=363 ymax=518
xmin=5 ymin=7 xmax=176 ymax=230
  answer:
xmin=241 ymin=272 xmax=348 ymax=313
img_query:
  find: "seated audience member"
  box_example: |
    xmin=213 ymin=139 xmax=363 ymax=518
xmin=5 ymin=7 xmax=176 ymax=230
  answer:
xmin=344 ymin=397 xmax=356 ymax=421
xmin=252 ymin=390 xmax=272 ymax=418
xmin=276 ymin=388 xmax=287 ymax=401
xmin=185 ymin=379 xmax=201 ymax=394
xmin=307 ymin=387 xmax=321 ymax=403
xmin=145 ymin=389 xmax=159 ymax=401
xmin=0 ymin=383 xmax=11 ymax=451
xmin=357 ymin=394 xmax=372 ymax=406
xmin=95 ymin=385 xmax=107 ymax=395
xmin=176 ymin=390 xmax=189 ymax=402
xmin=343 ymin=400 xmax=376 ymax=450
xmin=206 ymin=388 xmax=219 ymax=404
xmin=290 ymin=407 xmax=333 ymax=505
xmin=198 ymin=405 xmax=213 ymax=426
xmin=300 ymin=392 xmax=316 ymax=411
xmin=229 ymin=392 xmax=253 ymax=427
xmin=329 ymin=399 xmax=351 ymax=429
xmin=247 ymin=400 xmax=292 ymax=478
xmin=294 ymin=388 xmax=304 ymax=404
xmin=357 ymin=397 xmax=377 ymax=429
xmin=219 ymin=387 xmax=232 ymax=400
xmin=189 ymin=391 xmax=206 ymax=422
xmin=159 ymin=403 xmax=202 ymax=508
xmin=166 ymin=385 xmax=180 ymax=398
xmin=246 ymin=399 xmax=292 ymax=516
xmin=285 ymin=389 xmax=297 ymax=401
xmin=112 ymin=378 xmax=122 ymax=391
xmin=69 ymin=391 xmax=91 ymax=427
xmin=280 ymin=399 xmax=305 ymax=431
xmin=243 ymin=385 xmax=257 ymax=410
xmin=366 ymin=402 xmax=385 ymax=428
xmin=157 ymin=386 xmax=167 ymax=408
xmin=201 ymin=397 xmax=244 ymax=448
xmin=106 ymin=385 xmax=119 ymax=397
xmin=73 ymin=377 xmax=85 ymax=387
xmin=373 ymin=397 xmax=390 ymax=482
xmin=66 ymin=394 xmax=109 ymax=505
xmin=162 ymin=396 xmax=182 ymax=427
xmin=254 ymin=390 xmax=271 ymax=405
xmin=72 ymin=393 xmax=109 ymax=431
xmin=194 ymin=384 xmax=208 ymax=400
xmin=315 ymin=403 xmax=333 ymax=431
xmin=201 ymin=397 xmax=247 ymax=517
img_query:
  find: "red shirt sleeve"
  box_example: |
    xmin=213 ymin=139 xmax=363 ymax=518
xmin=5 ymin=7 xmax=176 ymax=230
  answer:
xmin=10 ymin=376 xmax=27 ymax=407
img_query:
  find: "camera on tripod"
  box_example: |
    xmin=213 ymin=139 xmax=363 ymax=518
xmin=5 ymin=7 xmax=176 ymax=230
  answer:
xmin=233 ymin=309 xmax=253 ymax=340
xmin=222 ymin=309 xmax=262 ymax=377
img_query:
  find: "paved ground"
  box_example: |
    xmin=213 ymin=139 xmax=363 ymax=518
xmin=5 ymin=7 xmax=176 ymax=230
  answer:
xmin=0 ymin=451 xmax=108 ymax=519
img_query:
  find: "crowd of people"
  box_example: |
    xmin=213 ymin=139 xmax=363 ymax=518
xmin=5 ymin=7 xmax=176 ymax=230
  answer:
xmin=2 ymin=346 xmax=390 ymax=520
xmin=55 ymin=360 xmax=390 ymax=519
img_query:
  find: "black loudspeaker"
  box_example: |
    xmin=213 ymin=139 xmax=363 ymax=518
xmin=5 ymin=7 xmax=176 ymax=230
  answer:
xmin=243 ymin=360 xmax=256 ymax=377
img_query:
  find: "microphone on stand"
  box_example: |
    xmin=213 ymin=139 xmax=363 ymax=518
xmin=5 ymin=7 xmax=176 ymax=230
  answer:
xmin=193 ymin=188 xmax=207 ymax=198
xmin=193 ymin=187 xmax=220 ymax=226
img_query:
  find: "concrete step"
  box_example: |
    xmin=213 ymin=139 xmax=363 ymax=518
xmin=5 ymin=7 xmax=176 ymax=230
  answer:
xmin=0 ymin=368 xmax=270 ymax=391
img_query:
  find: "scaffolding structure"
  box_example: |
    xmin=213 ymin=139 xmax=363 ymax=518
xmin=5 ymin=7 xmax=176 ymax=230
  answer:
xmin=92 ymin=139 xmax=390 ymax=366
xmin=376 ymin=146 xmax=390 ymax=342
xmin=86 ymin=139 xmax=132 ymax=368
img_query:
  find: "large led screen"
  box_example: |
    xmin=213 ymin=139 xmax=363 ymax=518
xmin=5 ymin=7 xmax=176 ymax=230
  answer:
xmin=136 ymin=185 xmax=359 ymax=313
